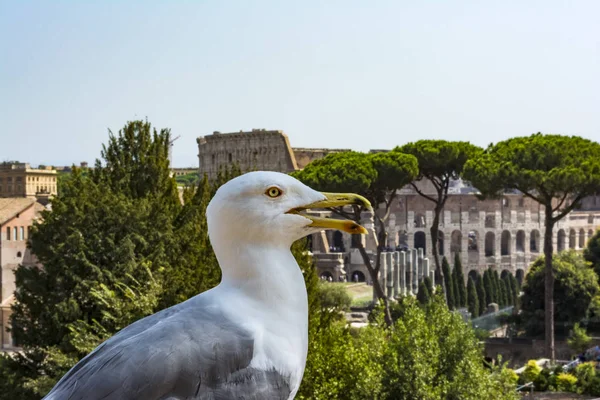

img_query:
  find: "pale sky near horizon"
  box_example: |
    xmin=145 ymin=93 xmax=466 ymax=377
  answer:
xmin=1 ymin=1 xmax=599 ymax=167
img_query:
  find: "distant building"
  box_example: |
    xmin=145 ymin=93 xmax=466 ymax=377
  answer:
xmin=0 ymin=198 xmax=45 ymax=350
xmin=196 ymin=129 xmax=350 ymax=179
xmin=0 ymin=162 xmax=58 ymax=204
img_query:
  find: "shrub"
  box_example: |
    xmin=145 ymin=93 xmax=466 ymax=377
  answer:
xmin=555 ymin=372 xmax=578 ymax=392
xmin=520 ymin=360 xmax=542 ymax=384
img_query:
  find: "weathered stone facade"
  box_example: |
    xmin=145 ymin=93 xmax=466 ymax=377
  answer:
xmin=0 ymin=198 xmax=44 ymax=350
xmin=0 ymin=162 xmax=57 ymax=203
xmin=311 ymin=188 xmax=600 ymax=285
xmin=196 ymin=129 xmax=350 ymax=179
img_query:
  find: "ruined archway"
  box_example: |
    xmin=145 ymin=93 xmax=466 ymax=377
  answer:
xmin=579 ymin=229 xmax=586 ymax=249
xmin=569 ymin=229 xmax=576 ymax=249
xmin=414 ymin=231 xmax=426 ymax=252
xmin=516 ymin=269 xmax=525 ymax=287
xmin=557 ymin=229 xmax=566 ymax=252
xmin=332 ymin=231 xmax=345 ymax=252
xmin=320 ymin=271 xmax=333 ymax=281
xmin=516 ymin=230 xmax=525 ymax=253
xmin=501 ymin=269 xmax=511 ymax=280
xmin=501 ymin=230 xmax=511 ymax=256
xmin=468 ymin=270 xmax=479 ymax=282
xmin=350 ymin=270 xmax=366 ymax=283
xmin=468 ymin=230 xmax=479 ymax=252
xmin=485 ymin=231 xmax=495 ymax=257
xmin=451 ymin=230 xmax=462 ymax=254
xmin=530 ymin=230 xmax=540 ymax=253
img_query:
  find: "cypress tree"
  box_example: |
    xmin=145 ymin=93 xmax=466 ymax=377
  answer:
xmin=510 ymin=274 xmax=519 ymax=307
xmin=483 ymin=269 xmax=493 ymax=306
xmin=467 ymin=277 xmax=479 ymax=317
xmin=476 ymin=274 xmax=487 ymax=314
xmin=452 ymin=268 xmax=461 ymax=309
xmin=503 ymin=276 xmax=514 ymax=306
xmin=442 ymin=257 xmax=455 ymax=309
xmin=453 ymin=253 xmax=467 ymax=307
xmin=493 ymin=270 xmax=502 ymax=305
xmin=417 ymin=280 xmax=431 ymax=305
xmin=424 ymin=276 xmax=434 ymax=295
xmin=498 ymin=279 xmax=507 ymax=307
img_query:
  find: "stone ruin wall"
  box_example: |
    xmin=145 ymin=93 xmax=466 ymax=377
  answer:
xmin=312 ymin=192 xmax=600 ymax=285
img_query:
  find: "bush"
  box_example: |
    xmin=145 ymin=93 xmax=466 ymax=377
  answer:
xmin=574 ymin=362 xmax=596 ymax=394
xmin=520 ymin=360 xmax=542 ymax=384
xmin=555 ymin=372 xmax=578 ymax=392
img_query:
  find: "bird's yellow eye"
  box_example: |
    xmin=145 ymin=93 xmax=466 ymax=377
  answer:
xmin=266 ymin=187 xmax=283 ymax=198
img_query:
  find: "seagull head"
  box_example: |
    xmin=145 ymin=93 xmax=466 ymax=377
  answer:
xmin=207 ymin=171 xmax=371 ymax=247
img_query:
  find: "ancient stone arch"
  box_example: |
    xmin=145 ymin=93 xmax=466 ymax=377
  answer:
xmin=350 ymin=270 xmax=366 ymax=283
xmin=468 ymin=270 xmax=479 ymax=282
xmin=516 ymin=230 xmax=526 ymax=253
xmin=516 ymin=269 xmax=525 ymax=287
xmin=501 ymin=230 xmax=511 ymax=256
xmin=557 ymin=229 xmax=566 ymax=252
xmin=451 ymin=230 xmax=462 ymax=253
xmin=579 ymin=229 xmax=586 ymax=248
xmin=530 ymin=230 xmax=540 ymax=253
xmin=468 ymin=230 xmax=479 ymax=251
xmin=414 ymin=231 xmax=426 ymax=253
xmin=501 ymin=269 xmax=511 ymax=280
xmin=485 ymin=231 xmax=495 ymax=257
xmin=332 ymin=231 xmax=345 ymax=252
xmin=569 ymin=229 xmax=577 ymax=249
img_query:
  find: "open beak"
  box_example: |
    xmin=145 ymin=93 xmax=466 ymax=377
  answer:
xmin=287 ymin=192 xmax=372 ymax=234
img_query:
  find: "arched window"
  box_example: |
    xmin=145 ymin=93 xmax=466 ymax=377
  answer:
xmin=350 ymin=270 xmax=366 ymax=283
xmin=516 ymin=230 xmax=525 ymax=253
xmin=332 ymin=231 xmax=345 ymax=252
xmin=414 ymin=232 xmax=426 ymax=253
xmin=557 ymin=229 xmax=566 ymax=252
xmin=530 ymin=230 xmax=540 ymax=253
xmin=451 ymin=230 xmax=462 ymax=253
xmin=579 ymin=229 xmax=586 ymax=248
xmin=485 ymin=232 xmax=495 ymax=257
xmin=501 ymin=230 xmax=511 ymax=255
xmin=569 ymin=229 xmax=576 ymax=249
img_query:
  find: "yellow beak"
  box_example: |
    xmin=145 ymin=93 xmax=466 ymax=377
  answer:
xmin=287 ymin=192 xmax=372 ymax=234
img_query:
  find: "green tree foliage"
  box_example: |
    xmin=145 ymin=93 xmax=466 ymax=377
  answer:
xmin=467 ymin=277 xmax=480 ymax=318
xmin=520 ymin=251 xmax=599 ymax=336
xmin=417 ymin=281 xmax=431 ymax=305
xmin=510 ymin=274 xmax=519 ymax=307
xmin=424 ymin=276 xmax=434 ymax=295
xmin=380 ymin=295 xmax=518 ymax=399
xmin=293 ymin=151 xmax=418 ymax=325
xmin=464 ymin=133 xmax=600 ymax=359
xmin=568 ymin=323 xmax=592 ymax=355
xmin=585 ymin=228 xmax=600 ymax=279
xmin=492 ymin=270 xmax=502 ymax=305
xmin=175 ymin=172 xmax=200 ymax=187
xmin=453 ymin=253 xmax=467 ymax=307
xmin=441 ymin=257 xmax=455 ymax=309
xmin=296 ymin=239 xmax=385 ymax=400
xmin=397 ymin=140 xmax=481 ymax=294
xmin=476 ymin=274 xmax=487 ymax=314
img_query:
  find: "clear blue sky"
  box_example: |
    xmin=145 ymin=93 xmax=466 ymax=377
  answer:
xmin=1 ymin=1 xmax=599 ymax=167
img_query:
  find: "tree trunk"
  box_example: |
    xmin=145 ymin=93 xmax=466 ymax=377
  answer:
xmin=430 ymin=206 xmax=448 ymax=302
xmin=357 ymin=245 xmax=393 ymax=327
xmin=544 ymin=204 xmax=555 ymax=361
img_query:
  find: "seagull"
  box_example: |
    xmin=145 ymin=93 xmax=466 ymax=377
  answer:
xmin=43 ymin=171 xmax=370 ymax=400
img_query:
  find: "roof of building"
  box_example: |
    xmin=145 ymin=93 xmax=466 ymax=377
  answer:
xmin=0 ymin=198 xmax=36 ymax=225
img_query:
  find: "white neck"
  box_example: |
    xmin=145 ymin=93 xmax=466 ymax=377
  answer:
xmin=210 ymin=240 xmax=309 ymax=397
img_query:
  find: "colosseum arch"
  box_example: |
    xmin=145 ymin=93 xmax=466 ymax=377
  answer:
xmin=451 ymin=230 xmax=462 ymax=254
xmin=569 ymin=229 xmax=577 ymax=249
xmin=516 ymin=230 xmax=526 ymax=253
xmin=579 ymin=229 xmax=586 ymax=248
xmin=530 ymin=230 xmax=540 ymax=253
xmin=501 ymin=230 xmax=511 ymax=256
xmin=557 ymin=229 xmax=566 ymax=252
xmin=516 ymin=269 xmax=525 ymax=287
xmin=332 ymin=231 xmax=345 ymax=252
xmin=501 ymin=269 xmax=511 ymax=280
xmin=484 ymin=232 xmax=495 ymax=257
xmin=468 ymin=270 xmax=479 ymax=282
xmin=468 ymin=230 xmax=479 ymax=252
xmin=414 ymin=231 xmax=426 ymax=252
xmin=350 ymin=270 xmax=366 ymax=283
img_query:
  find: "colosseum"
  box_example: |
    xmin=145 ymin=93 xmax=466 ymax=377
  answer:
xmin=310 ymin=183 xmax=600 ymax=286
xmin=197 ymin=128 xmax=600 ymax=285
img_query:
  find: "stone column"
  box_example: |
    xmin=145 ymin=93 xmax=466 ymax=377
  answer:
xmin=424 ymin=258 xmax=430 ymax=282
xmin=405 ymin=250 xmax=412 ymax=296
xmin=412 ymin=248 xmax=419 ymax=294
xmin=386 ymin=252 xmax=394 ymax=299
xmin=399 ymin=251 xmax=406 ymax=297
xmin=380 ymin=252 xmax=387 ymax=296
xmin=393 ymin=251 xmax=400 ymax=298
xmin=417 ymin=248 xmax=424 ymax=281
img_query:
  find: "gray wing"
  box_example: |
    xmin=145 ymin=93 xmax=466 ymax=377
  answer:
xmin=43 ymin=296 xmax=291 ymax=400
